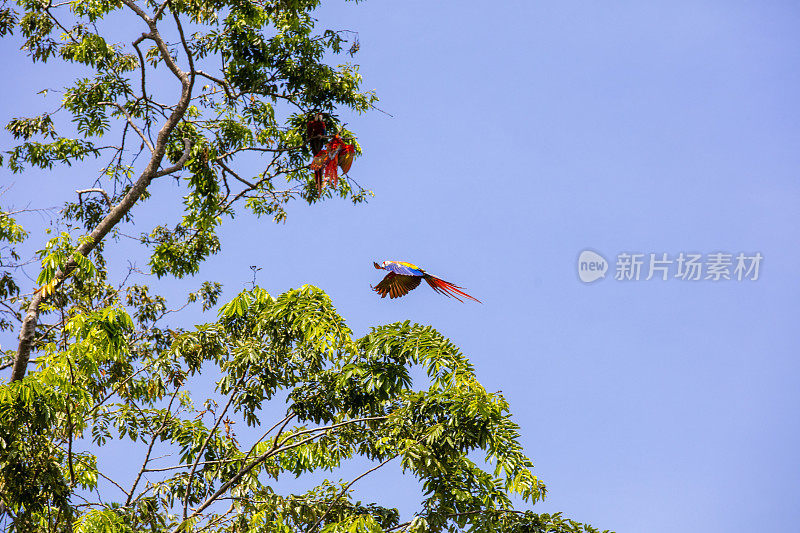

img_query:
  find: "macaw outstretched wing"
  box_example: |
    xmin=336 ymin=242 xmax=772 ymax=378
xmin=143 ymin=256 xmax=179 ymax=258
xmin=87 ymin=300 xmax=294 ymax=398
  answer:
xmin=309 ymin=149 xmax=328 ymax=171
xmin=373 ymin=272 xmax=423 ymax=299
xmin=338 ymin=145 xmax=355 ymax=173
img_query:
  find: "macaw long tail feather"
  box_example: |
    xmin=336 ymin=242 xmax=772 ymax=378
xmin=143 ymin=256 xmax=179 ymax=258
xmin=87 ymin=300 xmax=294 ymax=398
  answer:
xmin=315 ymin=169 xmax=323 ymax=194
xmin=324 ymin=159 xmax=339 ymax=188
xmin=310 ymin=147 xmax=329 ymax=194
xmin=424 ymin=276 xmax=482 ymax=303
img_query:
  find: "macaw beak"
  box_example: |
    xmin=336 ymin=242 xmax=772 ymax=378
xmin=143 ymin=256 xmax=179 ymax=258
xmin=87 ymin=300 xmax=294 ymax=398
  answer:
xmin=373 ymin=262 xmax=382 ymax=269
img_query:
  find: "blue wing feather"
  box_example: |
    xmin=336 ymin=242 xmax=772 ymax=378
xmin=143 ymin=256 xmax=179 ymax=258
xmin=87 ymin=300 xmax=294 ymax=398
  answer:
xmin=384 ymin=261 xmax=425 ymax=277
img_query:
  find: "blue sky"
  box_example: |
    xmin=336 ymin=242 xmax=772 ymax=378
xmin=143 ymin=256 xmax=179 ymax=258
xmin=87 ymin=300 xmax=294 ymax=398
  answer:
xmin=3 ymin=1 xmax=800 ymax=531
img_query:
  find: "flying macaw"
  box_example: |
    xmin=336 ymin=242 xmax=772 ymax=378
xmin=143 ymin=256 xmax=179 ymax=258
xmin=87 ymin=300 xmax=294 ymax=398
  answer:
xmin=306 ymin=113 xmax=326 ymax=193
xmin=372 ymin=261 xmax=481 ymax=303
xmin=309 ymin=135 xmax=355 ymax=192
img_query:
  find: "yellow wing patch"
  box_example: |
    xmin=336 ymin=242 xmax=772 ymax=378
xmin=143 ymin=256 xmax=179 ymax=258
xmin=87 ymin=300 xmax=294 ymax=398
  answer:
xmin=390 ymin=260 xmax=422 ymax=270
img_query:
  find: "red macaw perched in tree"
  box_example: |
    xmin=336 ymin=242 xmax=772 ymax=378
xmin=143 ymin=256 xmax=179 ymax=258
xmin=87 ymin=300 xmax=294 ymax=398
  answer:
xmin=306 ymin=113 xmax=326 ymax=193
xmin=372 ymin=261 xmax=481 ymax=303
xmin=309 ymin=134 xmax=356 ymax=192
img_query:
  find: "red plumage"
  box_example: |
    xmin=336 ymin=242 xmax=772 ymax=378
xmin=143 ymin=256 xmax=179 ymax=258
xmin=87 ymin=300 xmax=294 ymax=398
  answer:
xmin=372 ymin=260 xmax=481 ymax=303
xmin=338 ymin=144 xmax=355 ymax=174
xmin=306 ymin=114 xmax=326 ymax=153
xmin=308 ymin=133 xmax=356 ymax=193
xmin=423 ymin=276 xmax=481 ymax=303
xmin=306 ymin=113 xmax=326 ymax=193
xmin=309 ymin=148 xmax=328 ymax=193
xmin=321 ymin=135 xmax=345 ymax=189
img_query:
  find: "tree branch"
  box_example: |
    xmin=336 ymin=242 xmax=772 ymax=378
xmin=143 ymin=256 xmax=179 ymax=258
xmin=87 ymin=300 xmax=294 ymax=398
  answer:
xmin=182 ymin=377 xmax=245 ymax=519
xmin=308 ymin=454 xmax=398 ymax=532
xmin=215 ymin=158 xmax=255 ymax=188
xmin=126 ymin=387 xmax=181 ymax=506
xmin=384 ymin=509 xmax=529 ymax=532
xmin=11 ymin=0 xmax=196 ymax=382
xmin=76 ymin=188 xmax=112 ymax=208
xmin=152 ymin=138 xmax=192 ymax=178
xmin=174 ymin=415 xmax=387 ymax=532
xmin=98 ymin=101 xmax=154 ymax=153
xmin=97 ymin=471 xmax=131 ymax=500
xmin=132 ymin=33 xmax=151 ymax=103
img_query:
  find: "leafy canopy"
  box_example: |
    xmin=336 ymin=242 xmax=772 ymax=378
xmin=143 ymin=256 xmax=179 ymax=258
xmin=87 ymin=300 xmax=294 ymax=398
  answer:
xmin=2 ymin=284 xmax=604 ymax=533
xmin=3 ymin=0 xmax=374 ymax=278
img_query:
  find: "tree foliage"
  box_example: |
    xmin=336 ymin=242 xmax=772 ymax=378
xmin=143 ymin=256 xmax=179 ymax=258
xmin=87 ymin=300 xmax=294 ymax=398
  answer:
xmin=1 ymin=282 xmax=606 ymax=533
xmin=0 ymin=0 xmax=610 ymax=531
xmin=4 ymin=0 xmax=377 ymax=381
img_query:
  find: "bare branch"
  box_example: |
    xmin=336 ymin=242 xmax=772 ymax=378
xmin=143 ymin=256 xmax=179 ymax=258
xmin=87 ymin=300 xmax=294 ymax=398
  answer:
xmin=98 ymin=101 xmax=154 ymax=153
xmin=215 ymin=159 xmax=255 ymax=189
xmin=43 ymin=4 xmax=79 ymax=44
xmin=222 ymin=165 xmax=307 ymax=211
xmin=170 ymin=5 xmax=195 ymax=81
xmin=97 ymin=470 xmax=131 ymax=500
xmin=153 ymin=0 xmax=171 ymax=20
xmin=386 ymin=510 xmax=530 ymax=533
xmin=84 ymin=357 xmax=161 ymax=419
xmin=121 ymin=0 xmax=187 ymax=84
xmin=244 ymin=412 xmax=294 ymax=464
xmin=132 ymin=34 xmax=150 ymax=101
xmin=195 ymin=502 xmax=236 ymax=533
xmin=195 ymin=70 xmax=234 ymax=100
xmin=76 ymin=188 xmax=112 ymax=208
xmin=214 ymin=145 xmax=303 ymax=160
xmin=0 ymin=357 xmax=42 ymax=371
xmin=143 ymin=459 xmax=235 ymax=473
xmin=274 ymin=415 xmax=388 ymax=451
xmin=121 ymin=0 xmax=154 ymax=25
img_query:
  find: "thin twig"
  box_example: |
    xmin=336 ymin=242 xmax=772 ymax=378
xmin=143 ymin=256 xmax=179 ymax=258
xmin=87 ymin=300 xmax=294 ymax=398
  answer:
xmin=182 ymin=375 xmax=247 ymax=519
xmin=308 ymin=454 xmax=398 ymax=532
xmin=98 ymin=101 xmax=155 ymax=153
xmin=97 ymin=471 xmax=131 ymax=499
xmin=176 ymin=415 xmax=386 ymax=531
xmin=126 ymin=387 xmax=181 ymax=506
xmin=215 ymin=159 xmax=255 ymax=188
